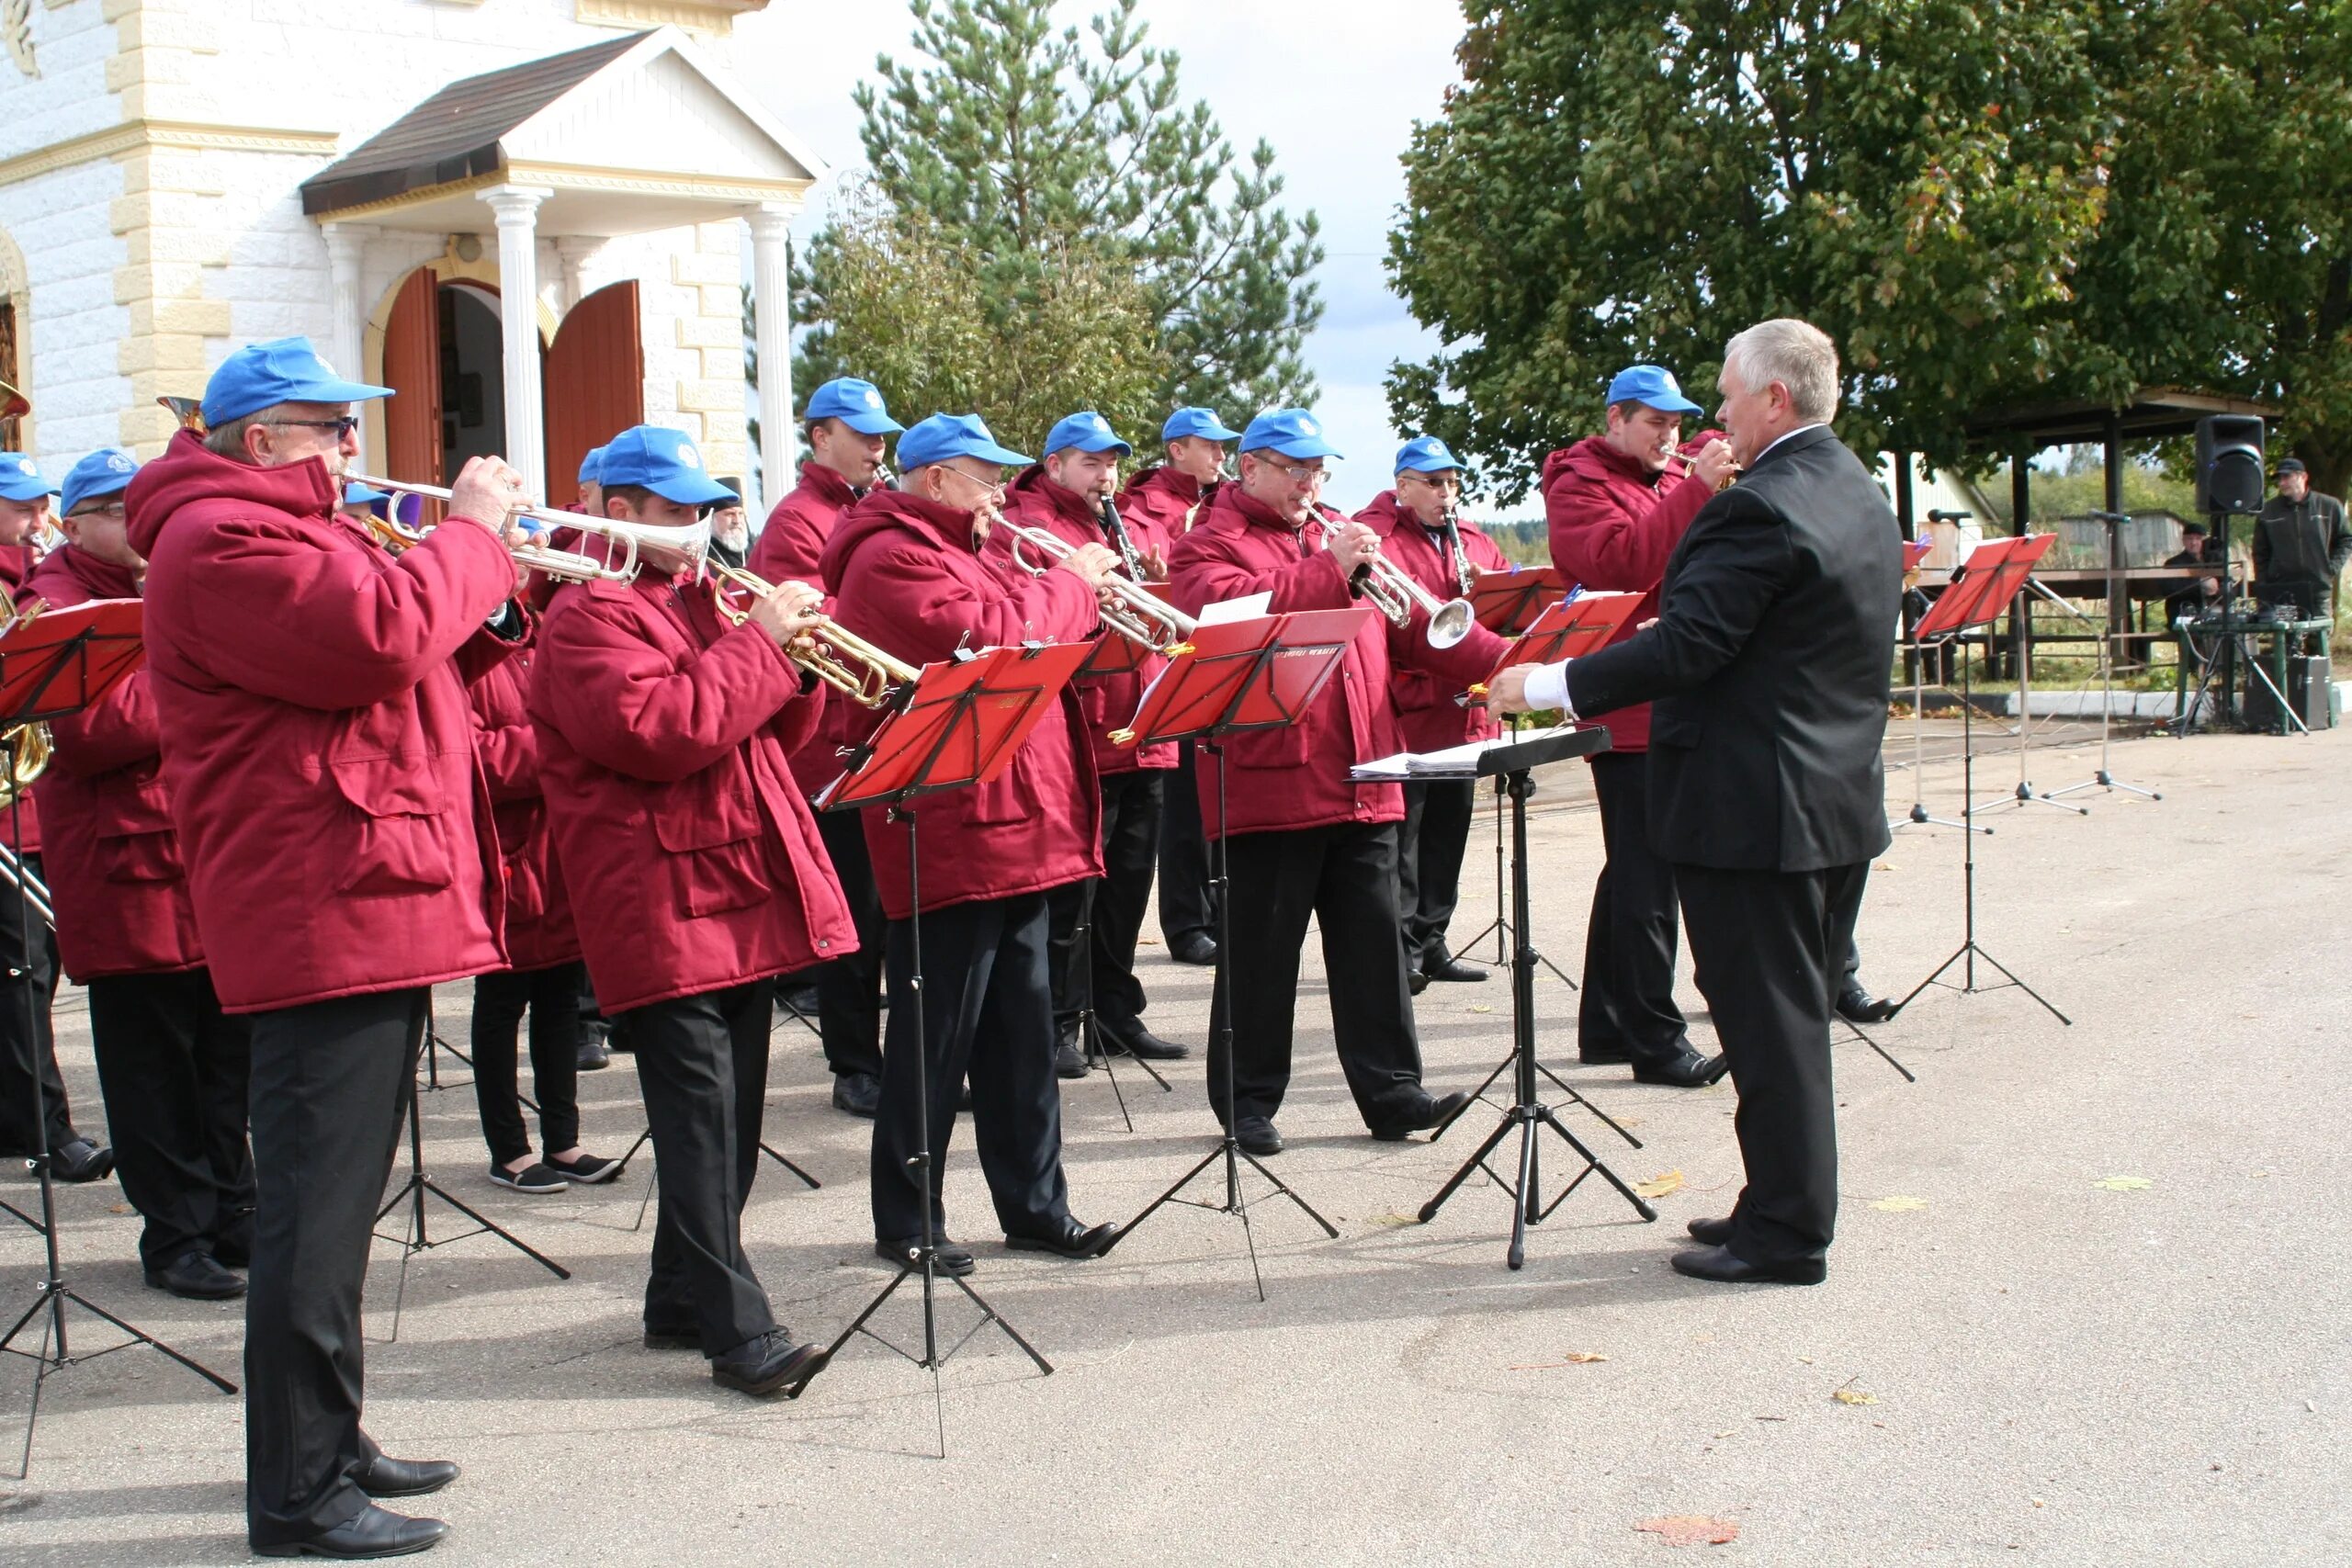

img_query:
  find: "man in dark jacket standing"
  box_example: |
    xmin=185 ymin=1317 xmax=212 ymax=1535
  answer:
xmin=1493 ymin=319 xmax=1901 ymax=1286
xmin=2253 ymin=457 xmax=2350 ymax=622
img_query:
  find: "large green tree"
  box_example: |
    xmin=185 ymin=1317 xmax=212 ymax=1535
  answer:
xmin=822 ymin=0 xmax=1324 ymax=420
xmin=1387 ymin=0 xmax=2115 ymax=500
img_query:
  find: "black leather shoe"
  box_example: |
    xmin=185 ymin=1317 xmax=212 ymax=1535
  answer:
xmin=1669 ymin=1243 xmax=1826 ymax=1285
xmin=1633 ymin=1049 xmax=1731 ymax=1088
xmin=355 ymin=1455 xmax=459 ymax=1499
xmin=1422 ymin=953 xmax=1488 ymax=983
xmin=50 ymin=1136 xmax=114 ymax=1183
xmin=1686 ymin=1214 xmax=1735 ymax=1247
xmin=144 ymin=1250 xmax=244 ymax=1301
xmin=1233 ymin=1116 xmax=1283 ymax=1156
xmin=712 ymin=1330 xmax=829 ymax=1398
xmin=1005 ymin=1215 xmax=1115 ymax=1259
xmin=254 ymin=1504 xmax=448 ymax=1558
xmin=876 ymin=1235 xmax=975 ymax=1277
xmin=1053 ymin=1023 xmax=1090 ymax=1078
xmin=831 ymin=1071 xmax=881 ymax=1118
xmin=576 ymin=1036 xmax=611 ymax=1073
xmin=1103 ymin=1021 xmax=1190 ymax=1060
xmin=1837 ymin=984 xmax=1899 ymax=1024
xmin=1407 ymin=965 xmax=1430 ymax=996
xmin=1169 ymin=931 xmax=1218 ymax=965
xmin=1371 ymin=1090 xmax=1471 ymax=1141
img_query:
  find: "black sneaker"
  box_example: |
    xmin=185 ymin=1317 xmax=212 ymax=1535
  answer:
xmin=487 ymin=1161 xmax=566 ymax=1194
xmin=712 ymin=1330 xmax=829 ymax=1398
xmin=545 ymin=1151 xmax=621 ymax=1185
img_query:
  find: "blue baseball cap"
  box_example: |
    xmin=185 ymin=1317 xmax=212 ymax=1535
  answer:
xmin=895 ymin=412 xmax=1032 ymax=472
xmin=577 ymin=446 xmax=606 ymax=485
xmin=1395 ymin=435 xmax=1462 ymax=475
xmin=1239 ymin=408 xmax=1341 ymax=462
xmin=595 ymin=424 xmax=738 ymax=507
xmin=341 ymin=479 xmax=391 ymax=511
xmin=60 ymin=449 xmax=139 ymax=515
xmin=201 ymin=335 xmax=391 ymax=427
xmin=1162 ymin=407 xmax=1242 ymax=444
xmin=1603 ymin=364 xmax=1704 ymax=415
xmin=1043 ymin=411 xmax=1130 ymax=458
xmin=0 ymin=454 xmax=54 ymax=504
xmin=804 ymin=377 xmax=904 ymax=436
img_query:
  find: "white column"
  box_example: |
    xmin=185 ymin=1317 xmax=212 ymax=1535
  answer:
xmin=481 ymin=185 xmax=552 ymax=493
xmin=555 ymin=236 xmax=603 ymax=312
xmin=748 ymin=205 xmax=797 ymax=515
xmin=321 ymin=221 xmax=377 ymax=467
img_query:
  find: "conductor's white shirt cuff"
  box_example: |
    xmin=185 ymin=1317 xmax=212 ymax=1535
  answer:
xmin=1524 ymin=660 xmax=1575 ymax=719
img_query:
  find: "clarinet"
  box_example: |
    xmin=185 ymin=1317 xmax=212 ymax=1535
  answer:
xmin=1439 ymin=502 xmax=1476 ymax=596
xmin=1099 ymin=494 xmax=1145 ymax=582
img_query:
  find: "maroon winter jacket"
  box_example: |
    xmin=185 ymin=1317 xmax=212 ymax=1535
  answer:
xmin=1355 ymin=491 xmax=1512 ymax=753
xmin=987 ymin=465 xmax=1178 ymax=775
xmin=1541 ymin=434 xmax=1718 ymax=751
xmin=820 ymin=488 xmax=1102 ymax=919
xmin=466 ymin=628 xmax=582 ymax=975
xmin=529 ymin=570 xmax=855 ymax=1015
xmin=0 ymin=547 xmax=44 ymax=854
xmin=749 ymin=460 xmax=878 ymax=796
xmin=126 ymin=430 xmax=515 ymax=1012
xmin=26 ymin=545 xmax=203 ymax=980
xmin=1117 ymin=464 xmax=1210 ymax=541
xmin=1166 ymin=487 xmax=1505 ymax=839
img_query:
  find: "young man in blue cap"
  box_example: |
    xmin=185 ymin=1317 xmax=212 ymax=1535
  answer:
xmin=823 ymin=412 xmax=1122 ymax=1269
xmin=33 ymin=449 xmax=254 ymax=1299
xmin=995 ymin=412 xmax=1189 ymax=1077
xmin=531 ymin=423 xmax=848 ymax=1398
xmin=0 ymin=452 xmax=114 ymax=1186
xmin=130 ymin=335 xmax=531 ymax=1559
xmin=1167 ymin=410 xmax=1503 ymax=1155
xmin=749 ymin=376 xmax=904 ymax=1119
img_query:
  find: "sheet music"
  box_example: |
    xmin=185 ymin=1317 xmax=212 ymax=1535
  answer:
xmin=1348 ymin=726 xmax=1586 ymax=781
xmin=1197 ymin=591 xmax=1270 ymax=626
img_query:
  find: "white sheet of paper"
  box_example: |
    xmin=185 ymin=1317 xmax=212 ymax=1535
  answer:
xmin=1198 ymin=591 xmax=1271 ymax=626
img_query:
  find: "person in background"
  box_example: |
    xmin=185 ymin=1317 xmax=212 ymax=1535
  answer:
xmin=708 ymin=478 xmax=751 ymax=570
xmin=2253 ymin=457 xmax=2349 ymax=626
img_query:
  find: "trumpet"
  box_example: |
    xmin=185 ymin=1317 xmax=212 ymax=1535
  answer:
xmin=1668 ymin=444 xmax=1740 ymax=491
xmin=997 ymin=519 xmax=1197 ymax=655
xmin=706 ymin=562 xmax=922 ymax=709
xmin=1325 ymin=521 xmax=1475 ymax=648
xmin=347 ymin=472 xmax=709 ymax=584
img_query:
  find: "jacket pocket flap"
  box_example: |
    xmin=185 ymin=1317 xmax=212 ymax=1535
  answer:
xmin=329 ymin=753 xmax=446 ymax=817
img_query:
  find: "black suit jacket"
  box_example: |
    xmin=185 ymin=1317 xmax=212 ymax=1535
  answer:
xmin=1565 ymin=424 xmax=1901 ymax=873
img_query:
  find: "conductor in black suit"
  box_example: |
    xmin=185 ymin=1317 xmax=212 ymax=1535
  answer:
xmin=1490 ymin=318 xmax=1900 ymax=1285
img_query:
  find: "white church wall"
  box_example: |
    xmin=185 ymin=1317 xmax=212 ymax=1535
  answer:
xmin=0 ymin=1 xmax=120 ymax=164
xmin=0 ymin=158 xmax=131 ymax=467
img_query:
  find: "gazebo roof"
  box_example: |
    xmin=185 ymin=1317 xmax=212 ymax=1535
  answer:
xmin=1962 ymin=388 xmax=2277 ymax=448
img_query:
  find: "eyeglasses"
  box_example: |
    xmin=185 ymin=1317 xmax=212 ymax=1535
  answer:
xmin=939 ymin=465 xmax=1007 ymax=504
xmin=1250 ymin=455 xmax=1327 ymax=485
xmin=71 ymin=502 xmax=128 ymax=521
xmin=264 ymin=416 xmax=362 ymax=439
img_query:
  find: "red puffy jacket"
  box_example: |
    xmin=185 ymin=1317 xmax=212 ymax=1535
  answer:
xmin=25 ymin=545 xmax=203 ymax=980
xmin=465 ymin=629 xmax=582 ymax=974
xmin=987 ymin=466 xmax=1178 ymax=774
xmin=1541 ymin=434 xmax=1718 ymax=751
xmin=529 ymin=570 xmax=855 ymax=1015
xmin=1166 ymin=487 xmax=1505 ymax=839
xmin=1117 ymin=465 xmax=1210 ymax=541
xmin=820 ymin=488 xmax=1102 ymax=919
xmin=126 ymin=430 xmax=515 ymax=1013
xmin=0 ymin=546 xmax=44 ymax=853
xmin=749 ymin=460 xmax=879 ymax=796
xmin=1354 ymin=491 xmax=1512 ymax=753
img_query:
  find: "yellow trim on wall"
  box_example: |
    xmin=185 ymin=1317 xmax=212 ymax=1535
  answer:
xmin=0 ymin=120 xmax=340 ymax=190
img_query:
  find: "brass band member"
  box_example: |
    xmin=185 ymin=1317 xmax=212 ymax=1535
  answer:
xmin=823 ymin=412 xmax=1119 ymax=1272
xmin=1165 ymin=409 xmax=1501 ymax=1155
xmin=993 ymin=411 xmax=1189 ymax=1074
xmin=531 ymin=424 xmax=847 ymax=1398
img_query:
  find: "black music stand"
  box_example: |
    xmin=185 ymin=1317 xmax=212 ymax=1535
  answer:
xmin=1898 ymin=536 xmax=2072 ymax=1025
xmin=1405 ymin=728 xmax=1664 ymax=1269
xmin=817 ymin=642 xmax=1089 ymax=1455
xmin=1451 ymin=569 xmax=1576 ymax=976
xmin=0 ymin=602 xmax=235 ymax=1477
xmin=1096 ymin=609 xmax=1366 ymax=1300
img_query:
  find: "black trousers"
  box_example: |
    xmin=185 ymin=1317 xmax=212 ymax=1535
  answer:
xmin=1047 ymin=769 xmax=1164 ymax=1035
xmin=244 ymin=987 xmax=425 ymax=1548
xmin=1579 ymin=752 xmax=1687 ymax=1066
xmin=469 ymin=960 xmax=584 ymax=1166
xmin=1676 ymin=861 xmax=1870 ymax=1270
xmin=1211 ymin=822 xmax=1430 ymax=1130
xmin=1156 ymin=741 xmax=1217 ymax=945
xmin=810 ymin=807 xmax=884 ymax=1079
xmin=871 ymin=891 xmax=1071 ymax=1244
xmin=86 ymin=968 xmax=253 ymax=1269
xmin=615 ymin=981 xmax=777 ymax=1356
xmin=0 ymin=851 xmax=73 ymax=1154
xmin=1397 ymin=778 xmax=1477 ymax=967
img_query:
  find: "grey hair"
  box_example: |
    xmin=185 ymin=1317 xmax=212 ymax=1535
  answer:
xmin=1723 ymin=319 xmax=1839 ymax=424
xmin=202 ymin=401 xmax=288 ymax=460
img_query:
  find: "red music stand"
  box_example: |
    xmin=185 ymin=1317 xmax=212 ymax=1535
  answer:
xmin=1899 ymin=535 xmax=2071 ymax=1026
xmin=1094 ymin=606 xmax=1370 ymax=1300
xmin=1467 ymin=565 xmax=1570 ymax=635
xmin=817 ymin=641 xmax=1090 ymax=1452
xmin=0 ymin=601 xmax=237 ymax=1478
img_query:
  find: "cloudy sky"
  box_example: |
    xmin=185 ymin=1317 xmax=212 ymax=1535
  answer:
xmin=732 ymin=0 xmax=1474 ymax=514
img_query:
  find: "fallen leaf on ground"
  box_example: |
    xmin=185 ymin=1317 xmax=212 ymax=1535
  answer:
xmin=1468 ymin=1004 xmax=1494 ymax=1014
xmin=2093 ymin=1176 xmax=2152 ymax=1191
xmin=1510 ymin=1351 xmax=1609 ymax=1370
xmin=1364 ymin=1213 xmax=1416 ymax=1228
xmin=1871 ymin=1195 xmax=1928 ymax=1212
xmin=1634 ymin=1169 xmax=1685 ymax=1199
xmin=1833 ymin=1388 xmax=1879 ymax=1406
xmin=1566 ymin=1350 xmax=1607 ymax=1363
xmin=1634 ymin=1516 xmax=1740 ymax=1547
